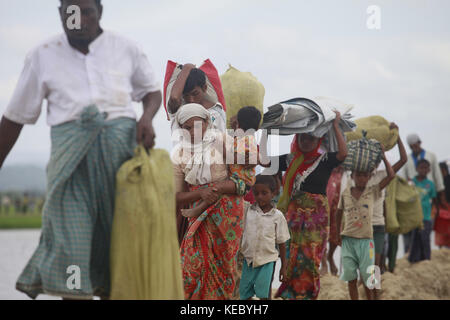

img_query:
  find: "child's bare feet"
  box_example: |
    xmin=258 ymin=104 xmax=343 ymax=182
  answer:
xmin=181 ymin=208 xmax=198 ymax=218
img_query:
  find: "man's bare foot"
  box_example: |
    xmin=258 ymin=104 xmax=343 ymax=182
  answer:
xmin=181 ymin=208 xmax=198 ymax=218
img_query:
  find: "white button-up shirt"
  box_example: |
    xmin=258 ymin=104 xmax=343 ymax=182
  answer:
xmin=4 ymin=31 xmax=160 ymax=126
xmin=240 ymin=203 xmax=290 ymax=268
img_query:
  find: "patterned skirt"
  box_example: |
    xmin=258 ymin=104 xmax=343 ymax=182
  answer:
xmin=180 ymin=184 xmax=244 ymax=300
xmin=275 ymin=192 xmax=330 ymax=300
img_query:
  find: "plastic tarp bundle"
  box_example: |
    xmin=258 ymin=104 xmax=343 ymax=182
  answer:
xmin=220 ymin=65 xmax=265 ymax=129
xmin=346 ymin=115 xmax=399 ymax=151
xmin=163 ymin=59 xmax=227 ymax=119
xmin=385 ymin=176 xmax=424 ymax=235
xmin=110 ymin=146 xmax=184 ymax=300
xmin=261 ymin=97 xmax=356 ymax=152
xmin=343 ymin=132 xmax=383 ymax=172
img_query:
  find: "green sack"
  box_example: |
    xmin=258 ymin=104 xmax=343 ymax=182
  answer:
xmin=385 ymin=176 xmax=424 ymax=235
xmin=343 ymin=131 xmax=383 ymax=172
xmin=220 ymin=65 xmax=265 ymax=129
xmin=110 ymin=146 xmax=184 ymax=300
xmin=345 ymin=116 xmax=399 ymax=151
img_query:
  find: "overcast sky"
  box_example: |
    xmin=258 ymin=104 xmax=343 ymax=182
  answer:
xmin=1 ymin=0 xmax=450 ymax=169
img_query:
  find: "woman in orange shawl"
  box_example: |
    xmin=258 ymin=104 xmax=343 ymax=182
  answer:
xmin=274 ymin=111 xmax=348 ymax=300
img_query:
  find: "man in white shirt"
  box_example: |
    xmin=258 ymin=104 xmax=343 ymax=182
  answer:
xmin=0 ymin=0 xmax=161 ymax=299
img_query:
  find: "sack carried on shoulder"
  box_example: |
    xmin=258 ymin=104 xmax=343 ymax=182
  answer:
xmin=345 ymin=115 xmax=399 ymax=151
xmin=220 ymin=65 xmax=265 ymax=129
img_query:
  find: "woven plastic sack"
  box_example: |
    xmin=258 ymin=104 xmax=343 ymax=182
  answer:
xmin=163 ymin=59 xmax=227 ymax=119
xmin=220 ymin=65 xmax=265 ymax=129
xmin=385 ymin=176 xmax=424 ymax=235
xmin=345 ymin=116 xmax=399 ymax=151
xmin=110 ymin=146 xmax=184 ymax=300
xmin=343 ymin=131 xmax=383 ymax=172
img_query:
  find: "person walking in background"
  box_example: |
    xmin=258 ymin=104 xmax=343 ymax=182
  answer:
xmin=321 ymin=165 xmax=345 ymax=276
xmin=439 ymin=162 xmax=450 ymax=203
xmin=365 ymin=124 xmax=407 ymax=289
xmin=272 ymin=111 xmax=348 ymax=300
xmin=401 ymin=133 xmax=445 ymax=253
xmin=435 ymin=162 xmax=450 ymax=248
xmin=408 ymin=159 xmax=438 ymax=262
xmin=0 ymin=0 xmax=161 ymax=299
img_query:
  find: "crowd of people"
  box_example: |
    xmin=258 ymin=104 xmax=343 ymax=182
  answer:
xmin=0 ymin=0 xmax=448 ymax=301
xmin=0 ymin=193 xmax=45 ymax=215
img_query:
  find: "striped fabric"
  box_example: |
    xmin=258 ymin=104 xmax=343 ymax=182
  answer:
xmin=16 ymin=105 xmax=136 ymax=299
xmin=343 ymin=131 xmax=382 ymax=172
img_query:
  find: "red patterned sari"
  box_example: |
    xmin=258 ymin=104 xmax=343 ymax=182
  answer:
xmin=180 ymin=184 xmax=244 ymax=300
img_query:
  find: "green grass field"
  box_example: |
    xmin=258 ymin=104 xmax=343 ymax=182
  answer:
xmin=0 ymin=214 xmax=42 ymax=229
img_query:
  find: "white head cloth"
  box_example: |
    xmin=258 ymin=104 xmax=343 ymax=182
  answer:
xmin=406 ymin=133 xmax=420 ymax=145
xmin=174 ymin=103 xmax=221 ymax=186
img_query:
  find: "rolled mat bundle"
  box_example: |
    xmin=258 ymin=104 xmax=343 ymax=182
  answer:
xmin=343 ymin=131 xmax=383 ymax=172
xmin=261 ymin=97 xmax=356 ymax=152
xmin=345 ymin=115 xmax=399 ymax=151
xmin=220 ymin=65 xmax=265 ymax=129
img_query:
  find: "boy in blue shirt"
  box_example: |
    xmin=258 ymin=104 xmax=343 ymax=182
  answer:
xmin=409 ymin=159 xmax=438 ymax=263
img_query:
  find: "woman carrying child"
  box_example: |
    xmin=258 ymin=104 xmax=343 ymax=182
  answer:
xmin=172 ymin=104 xmax=260 ymax=300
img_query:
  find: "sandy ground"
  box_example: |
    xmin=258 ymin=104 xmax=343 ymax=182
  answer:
xmin=316 ymin=248 xmax=450 ymax=300
xmin=1 ymin=229 xmax=446 ymax=300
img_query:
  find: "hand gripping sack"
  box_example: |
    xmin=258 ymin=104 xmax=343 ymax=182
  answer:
xmin=343 ymin=131 xmax=383 ymax=172
xmin=110 ymin=146 xmax=184 ymax=300
xmin=163 ymin=59 xmax=227 ymax=119
xmin=220 ymin=65 xmax=265 ymax=129
xmin=345 ymin=115 xmax=399 ymax=151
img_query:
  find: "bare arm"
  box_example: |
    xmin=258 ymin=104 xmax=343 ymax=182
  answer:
xmin=137 ymin=90 xmax=162 ymax=149
xmin=390 ymin=123 xmax=408 ymax=173
xmin=0 ymin=116 xmax=24 ymax=169
xmin=176 ymin=186 xmax=219 ymax=208
xmin=378 ymin=151 xmax=395 ymax=191
xmin=333 ymin=111 xmax=348 ymax=162
xmin=167 ymin=64 xmax=195 ymax=114
xmin=214 ymin=180 xmax=238 ymax=195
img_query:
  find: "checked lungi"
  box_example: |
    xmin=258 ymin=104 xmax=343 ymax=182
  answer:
xmin=16 ymin=105 xmax=136 ymax=299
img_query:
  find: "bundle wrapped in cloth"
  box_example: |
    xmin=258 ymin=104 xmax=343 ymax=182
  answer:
xmin=261 ymin=96 xmax=356 ymax=152
xmin=110 ymin=146 xmax=184 ymax=300
xmin=345 ymin=115 xmax=399 ymax=151
xmin=343 ymin=131 xmax=383 ymax=172
xmin=220 ymin=65 xmax=265 ymax=129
